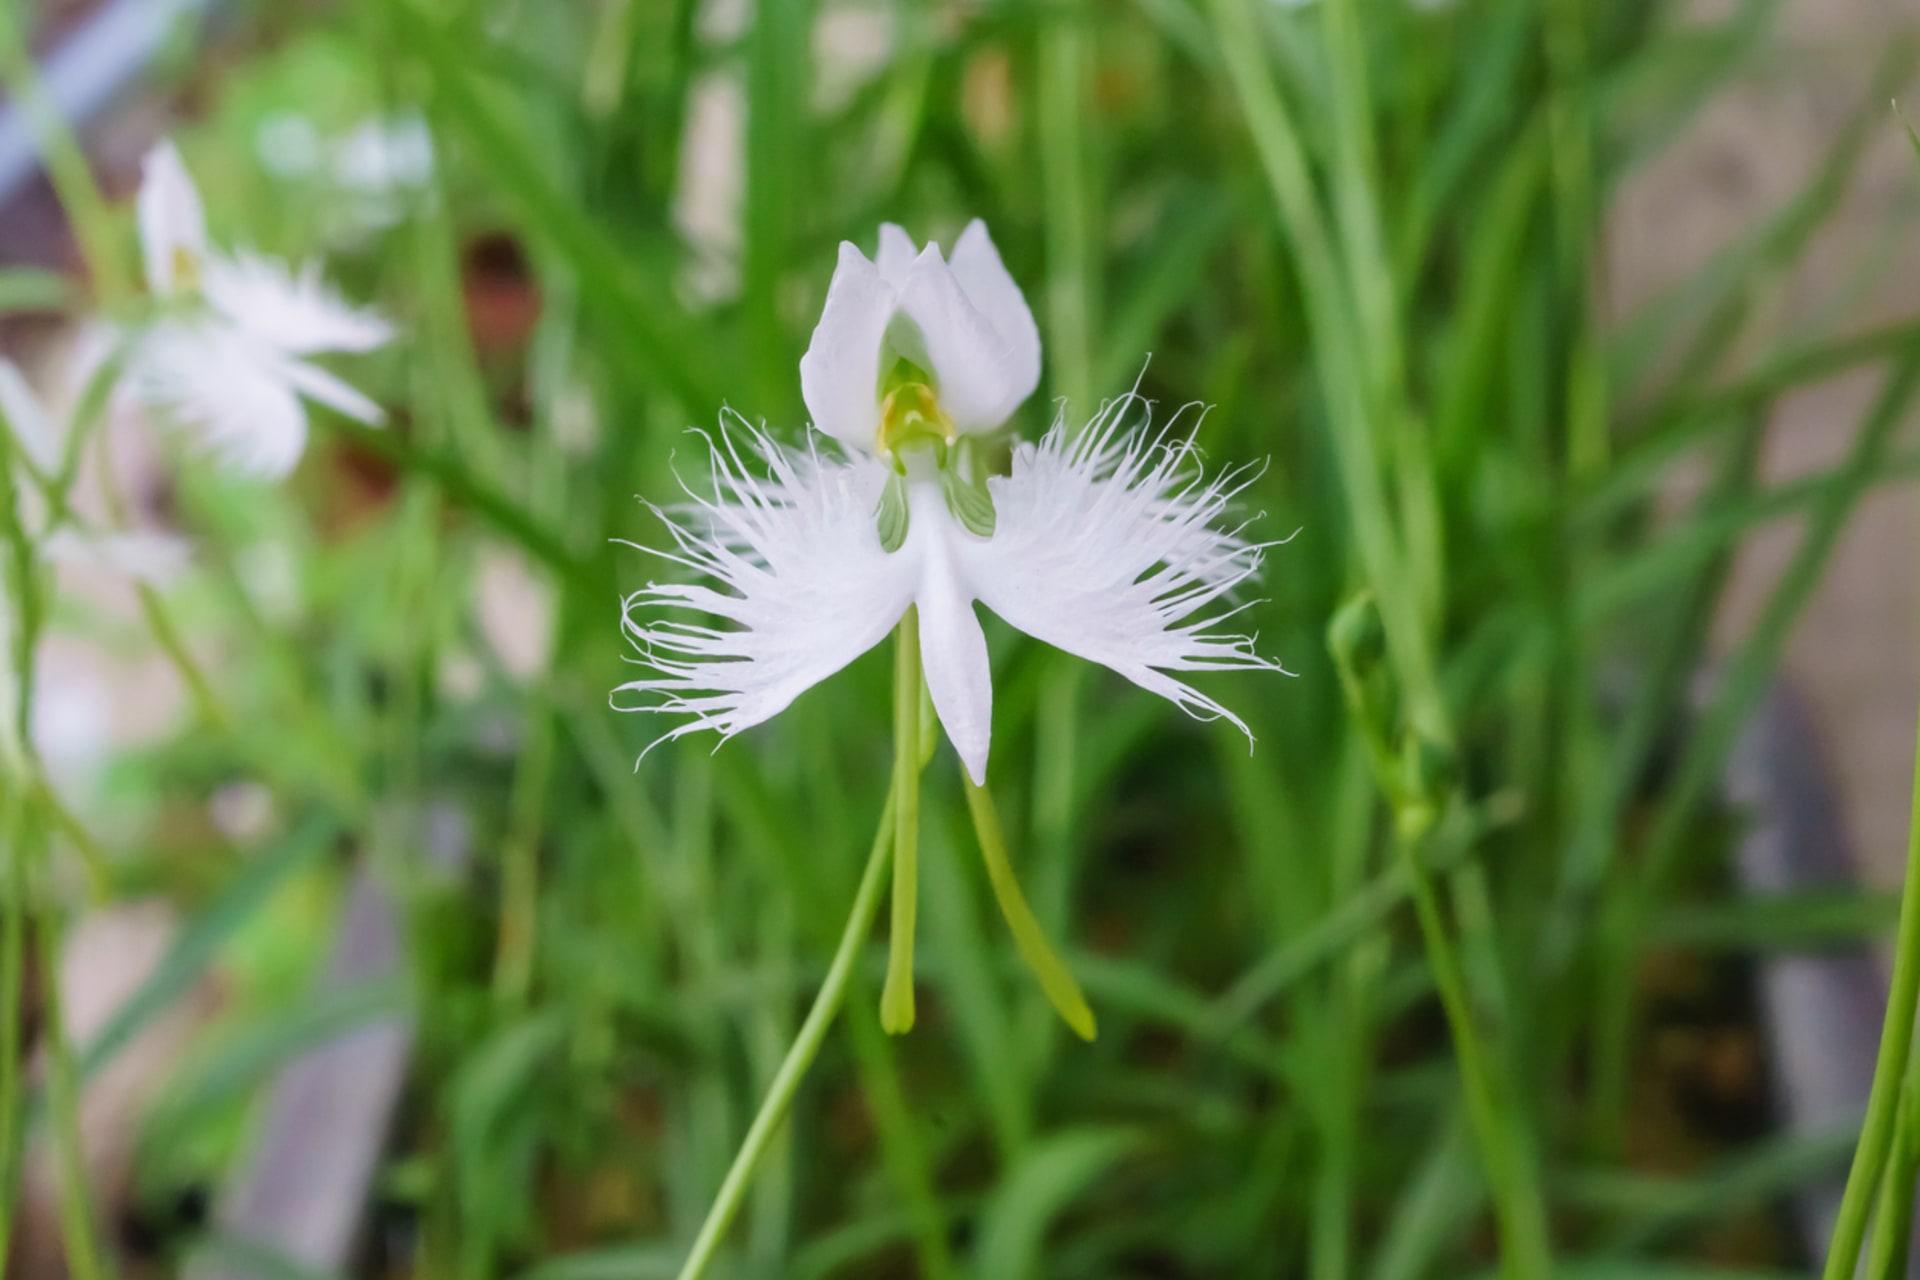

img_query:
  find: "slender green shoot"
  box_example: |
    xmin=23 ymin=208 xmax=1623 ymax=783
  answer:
xmin=963 ymin=773 xmax=1096 ymax=1042
xmin=881 ymin=608 xmax=922 ymax=1034
xmin=675 ymin=783 xmax=898 ymax=1280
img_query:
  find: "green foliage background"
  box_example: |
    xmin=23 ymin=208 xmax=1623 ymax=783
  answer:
xmin=9 ymin=0 xmax=1920 ymax=1276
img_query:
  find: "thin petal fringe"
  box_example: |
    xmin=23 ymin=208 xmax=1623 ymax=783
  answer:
xmin=964 ymin=384 xmax=1290 ymax=746
xmin=611 ymin=417 xmax=914 ymax=760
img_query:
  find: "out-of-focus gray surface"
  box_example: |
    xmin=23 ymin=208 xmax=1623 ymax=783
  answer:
xmin=1727 ymin=685 xmax=1885 ymax=1265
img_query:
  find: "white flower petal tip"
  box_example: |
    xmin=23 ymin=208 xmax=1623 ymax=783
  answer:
xmin=799 ymin=220 xmax=1041 ymax=450
xmin=138 ymin=140 xmax=208 ymax=296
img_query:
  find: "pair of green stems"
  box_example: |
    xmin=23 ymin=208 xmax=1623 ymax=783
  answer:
xmin=672 ymin=608 xmax=1093 ymax=1280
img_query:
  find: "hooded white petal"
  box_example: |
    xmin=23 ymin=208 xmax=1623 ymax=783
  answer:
xmin=948 ymin=220 xmax=1041 ymax=410
xmin=958 ymin=400 xmax=1284 ymax=743
xmin=893 ymin=245 xmax=1033 ymax=435
xmin=905 ymin=484 xmax=994 ymax=784
xmin=875 ymin=222 xmax=919 ymax=287
xmin=137 ymin=141 xmax=208 ymax=297
xmin=799 ymin=244 xmax=895 ymax=449
xmin=129 ymin=323 xmax=309 ymax=479
xmin=615 ymin=422 xmax=917 ymax=751
xmin=0 ymin=359 xmax=61 ymax=474
xmin=203 ymin=251 xmax=393 ymax=354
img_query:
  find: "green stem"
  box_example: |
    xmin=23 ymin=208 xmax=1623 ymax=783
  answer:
xmin=1823 ymin=705 xmax=1920 ymax=1279
xmin=1396 ymin=829 xmax=1552 ymax=1279
xmin=962 ymin=774 xmax=1096 ymax=1042
xmin=136 ymin=583 xmax=231 ymax=732
xmin=0 ymin=1 xmax=130 ymax=306
xmin=880 ymin=609 xmax=921 ymax=1034
xmin=0 ymin=777 xmax=25 ymax=1264
xmin=38 ymin=907 xmax=115 ymax=1280
xmin=674 ymin=783 xmax=897 ymax=1280
xmin=1864 ymin=1067 xmax=1920 ymax=1279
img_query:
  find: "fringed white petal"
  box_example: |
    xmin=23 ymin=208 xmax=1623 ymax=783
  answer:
xmin=960 ymin=397 xmax=1285 ymax=743
xmin=276 ymin=353 xmax=387 ymax=426
xmin=799 ymin=243 xmax=895 ymax=449
xmin=137 ymin=140 xmax=208 ymax=297
xmin=615 ymin=422 xmax=916 ymax=755
xmin=202 ymin=251 xmax=393 ymax=354
xmin=129 ymin=322 xmax=309 ymax=479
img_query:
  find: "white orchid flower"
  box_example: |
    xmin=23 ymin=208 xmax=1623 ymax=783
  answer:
xmin=127 ymin=140 xmax=392 ymax=480
xmin=618 ymin=221 xmax=1282 ymax=785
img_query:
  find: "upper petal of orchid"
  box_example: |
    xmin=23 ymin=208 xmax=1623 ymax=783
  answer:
xmin=905 ymin=483 xmax=994 ymax=784
xmin=948 ymin=220 xmax=1041 ymax=411
xmin=893 ymin=245 xmax=1031 ymax=435
xmin=800 ymin=243 xmax=896 ymax=449
xmin=137 ymin=141 xmax=209 ymax=297
xmin=875 ymin=223 xmax=919 ymax=288
xmin=129 ymin=322 xmax=310 ymax=479
xmin=615 ymin=420 xmax=919 ymax=753
xmin=202 ymin=251 xmax=393 ymax=355
xmin=957 ymin=397 xmax=1286 ymax=743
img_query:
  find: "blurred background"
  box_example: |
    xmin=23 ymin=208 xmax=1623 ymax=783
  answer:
xmin=4 ymin=0 xmax=1920 ymax=1277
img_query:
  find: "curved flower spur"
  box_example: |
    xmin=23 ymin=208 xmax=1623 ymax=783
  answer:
xmin=618 ymin=221 xmax=1283 ymax=1040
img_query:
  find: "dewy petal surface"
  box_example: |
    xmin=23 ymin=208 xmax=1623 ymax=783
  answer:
xmin=616 ymin=422 xmax=919 ymax=750
xmin=137 ymin=141 xmax=208 ymax=296
xmin=893 ymin=245 xmax=1031 ymax=435
xmin=203 ymin=252 xmax=393 ymax=354
xmin=960 ymin=397 xmax=1284 ymax=742
xmin=799 ymin=244 xmax=896 ymax=449
xmin=948 ymin=220 xmax=1041 ymax=409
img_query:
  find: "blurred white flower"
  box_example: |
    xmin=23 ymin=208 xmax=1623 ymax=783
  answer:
xmin=619 ymin=221 xmax=1282 ymax=783
xmin=255 ymin=113 xmax=324 ymax=179
xmin=127 ymin=140 xmax=392 ymax=479
xmin=332 ymin=115 xmax=435 ymax=197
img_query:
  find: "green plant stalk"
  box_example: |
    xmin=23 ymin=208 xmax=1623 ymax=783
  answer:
xmin=1864 ymin=1071 xmax=1920 ymax=1279
xmin=881 ymin=609 xmax=921 ymax=1034
xmin=1823 ymin=702 xmax=1920 ymax=1278
xmin=963 ymin=774 xmax=1095 ymax=1041
xmin=843 ymin=986 xmax=956 ymax=1280
xmin=674 ymin=782 xmax=897 ymax=1280
xmin=38 ymin=906 xmax=115 ymax=1280
xmin=0 ymin=0 xmax=129 ymax=306
xmin=0 ymin=776 xmax=25 ymax=1263
xmin=492 ymin=694 xmax=555 ymax=1009
xmin=1395 ymin=829 xmax=1552 ymax=1279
